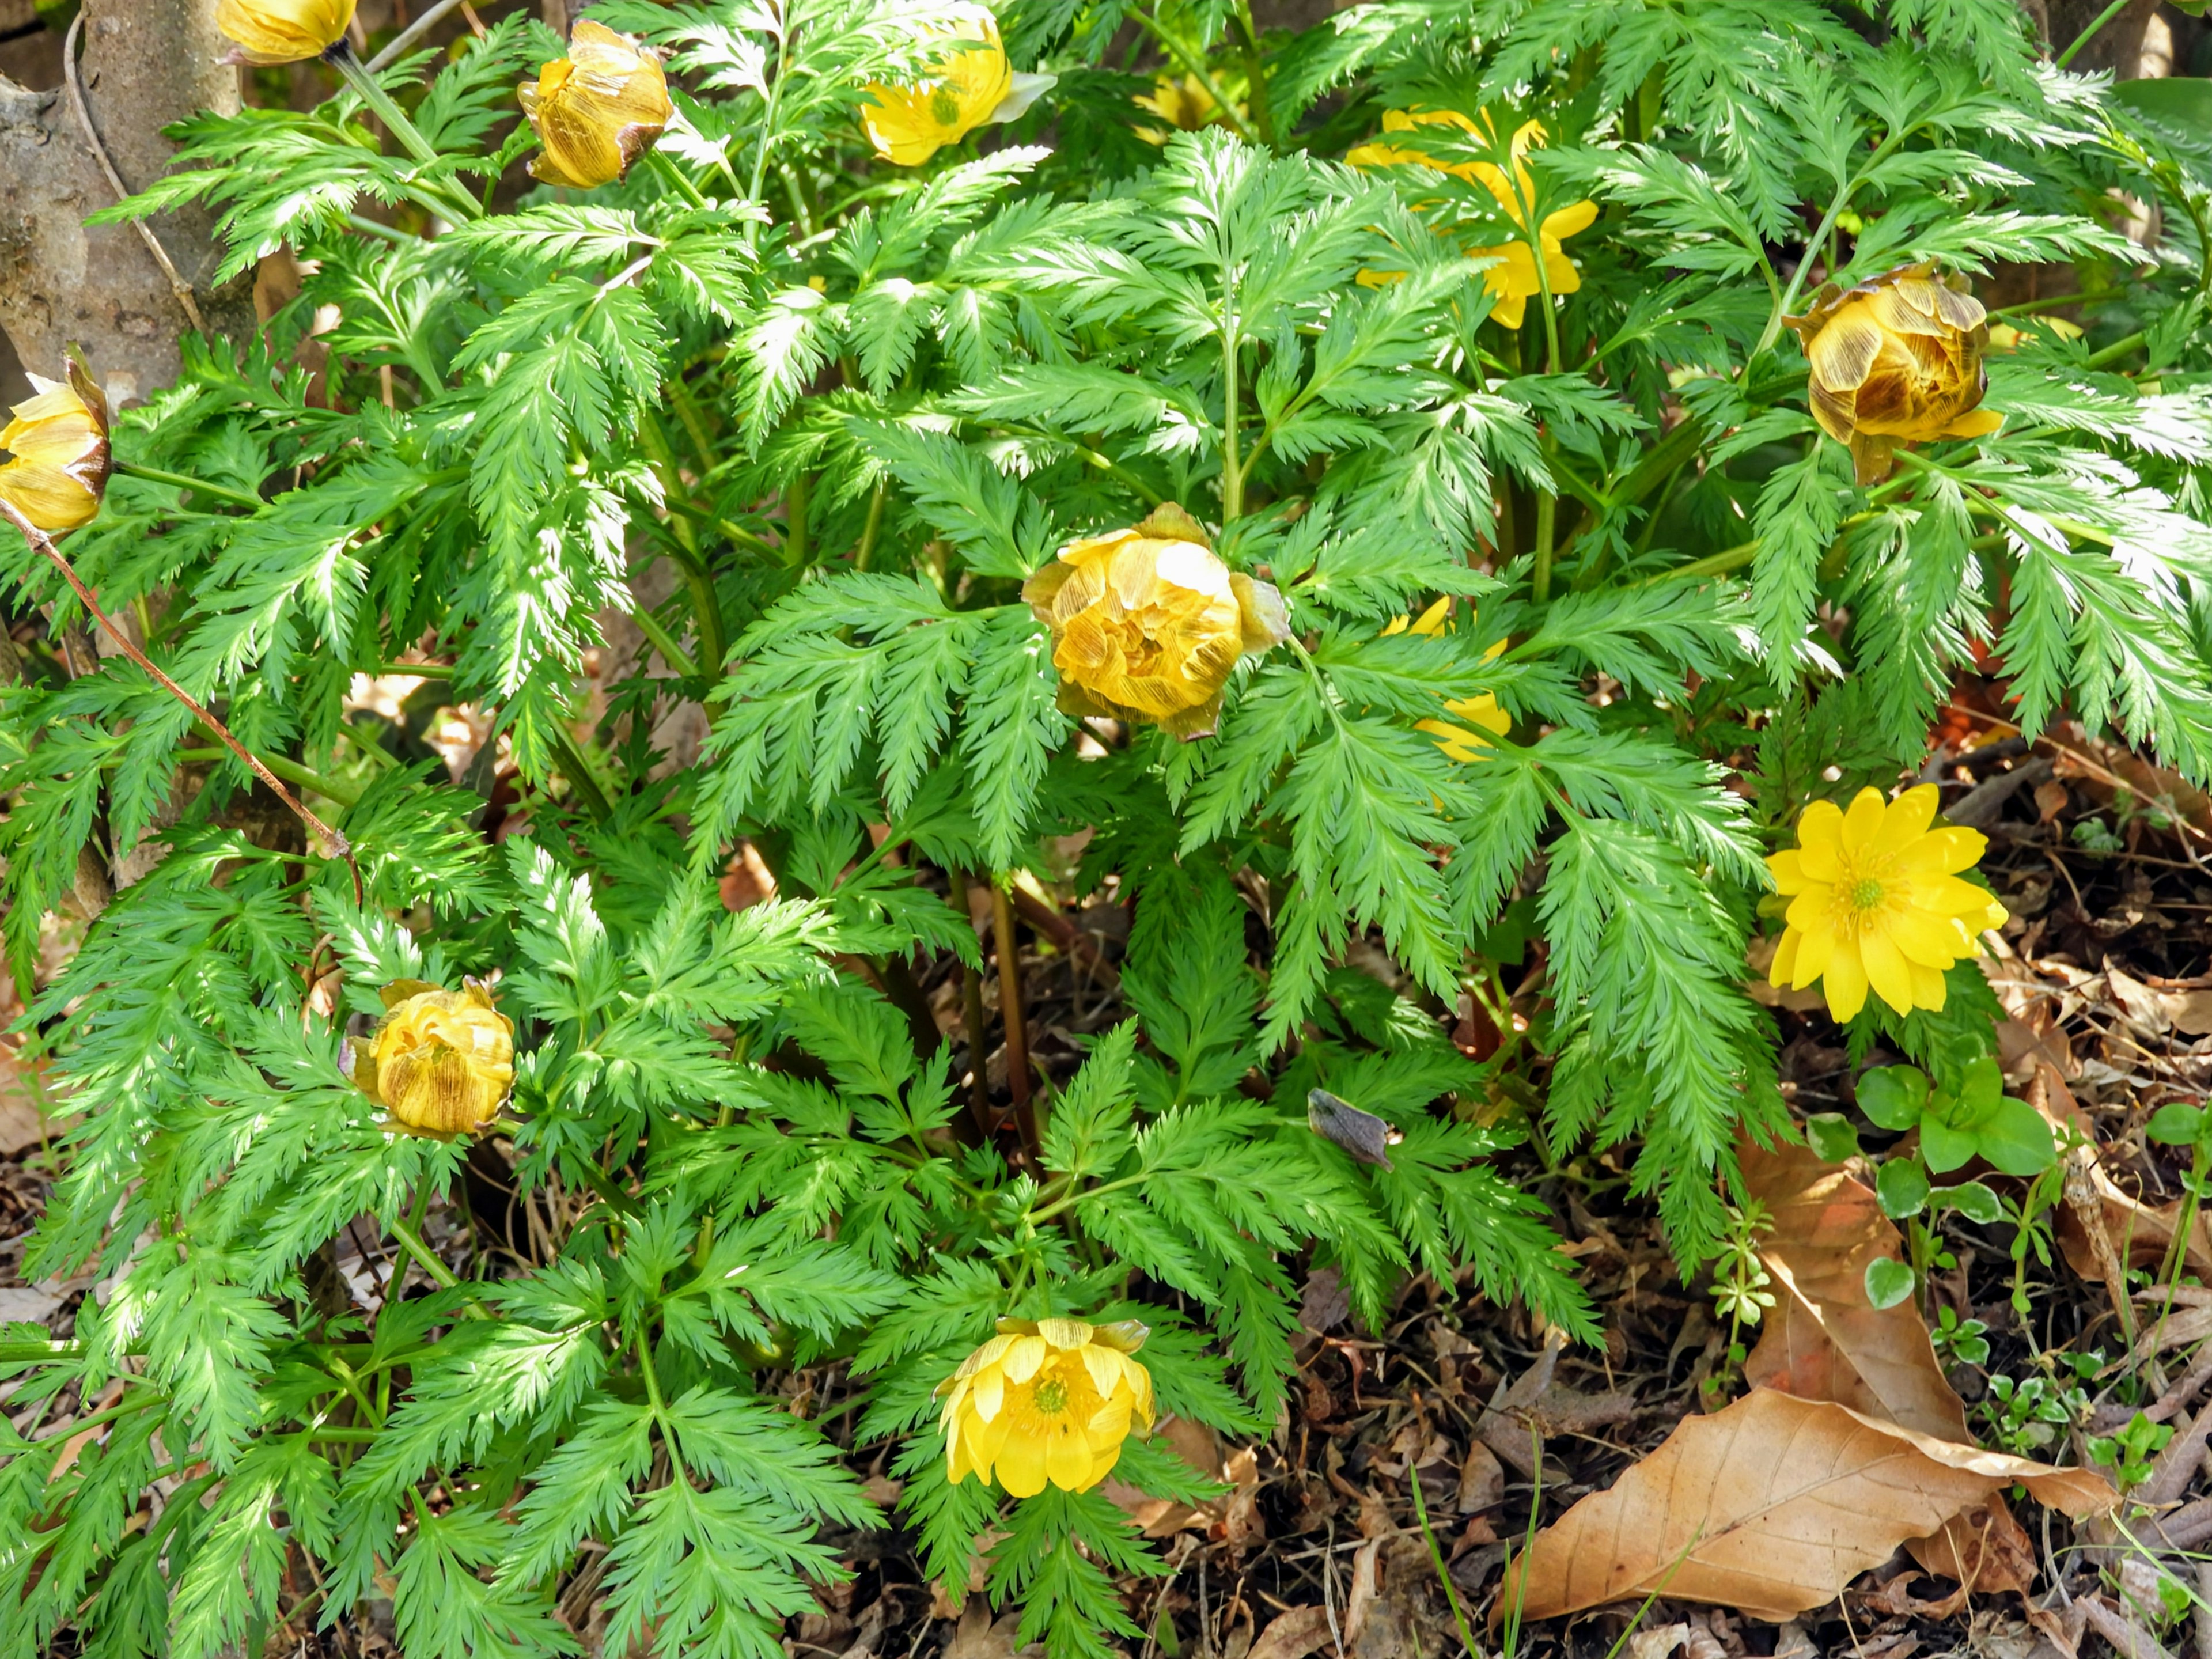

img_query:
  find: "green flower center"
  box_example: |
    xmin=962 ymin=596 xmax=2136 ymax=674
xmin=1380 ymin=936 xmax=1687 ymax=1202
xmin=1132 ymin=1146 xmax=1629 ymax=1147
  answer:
xmin=1033 ymin=1378 xmax=1068 ymax=1415
xmin=1848 ymin=877 xmax=1885 ymax=912
xmin=931 ymin=89 xmax=963 ymax=128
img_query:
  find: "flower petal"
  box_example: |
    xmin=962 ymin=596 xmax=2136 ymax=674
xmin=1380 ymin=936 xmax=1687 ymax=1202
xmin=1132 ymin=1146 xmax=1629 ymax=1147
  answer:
xmin=1860 ymin=927 xmax=1915 ymax=1017
xmin=1870 ymin=784 xmax=1940 ymax=857
xmin=1840 ymin=788 xmax=1889 ymax=858
xmin=1823 ymin=940 xmax=1869 ymax=1021
xmin=1001 ymin=1335 xmax=1048 ymax=1384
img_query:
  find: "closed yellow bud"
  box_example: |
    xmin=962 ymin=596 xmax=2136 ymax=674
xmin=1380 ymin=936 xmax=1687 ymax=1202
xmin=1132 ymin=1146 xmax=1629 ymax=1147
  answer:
xmin=519 ymin=20 xmax=673 ymax=190
xmin=862 ymin=4 xmax=1054 ymax=168
xmin=1022 ymin=503 xmax=1290 ymax=741
xmin=1787 ymin=263 xmax=2004 ymax=486
xmin=0 ymin=351 xmax=110 ymax=533
xmin=215 ymin=0 xmax=355 ymax=66
xmin=938 ymin=1317 xmax=1154 ymax=1498
xmin=346 ymin=979 xmax=514 ymax=1137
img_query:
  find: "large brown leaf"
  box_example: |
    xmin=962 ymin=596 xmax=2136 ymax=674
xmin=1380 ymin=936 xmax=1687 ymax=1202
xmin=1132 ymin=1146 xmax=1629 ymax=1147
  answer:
xmin=1738 ymin=1139 xmax=2034 ymax=1592
xmin=1502 ymin=1388 xmax=2113 ymax=1623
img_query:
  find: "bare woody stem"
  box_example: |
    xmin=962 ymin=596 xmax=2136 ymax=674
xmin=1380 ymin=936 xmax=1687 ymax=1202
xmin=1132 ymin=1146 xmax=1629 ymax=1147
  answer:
xmin=989 ymin=880 xmax=1040 ymax=1160
xmin=2 ymin=498 xmax=364 ymax=906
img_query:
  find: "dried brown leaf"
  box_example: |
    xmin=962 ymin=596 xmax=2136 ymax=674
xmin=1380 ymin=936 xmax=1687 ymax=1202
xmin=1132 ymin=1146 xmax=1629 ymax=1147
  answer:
xmin=1501 ymin=1388 xmax=2113 ymax=1623
xmin=1245 ymin=1607 xmax=1335 ymax=1659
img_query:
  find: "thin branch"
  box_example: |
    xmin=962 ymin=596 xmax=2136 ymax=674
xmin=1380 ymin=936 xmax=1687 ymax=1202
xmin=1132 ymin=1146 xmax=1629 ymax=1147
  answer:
xmin=2 ymin=498 xmax=363 ymax=905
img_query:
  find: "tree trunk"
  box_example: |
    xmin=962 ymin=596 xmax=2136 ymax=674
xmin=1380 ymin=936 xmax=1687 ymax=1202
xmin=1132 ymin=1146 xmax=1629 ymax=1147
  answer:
xmin=0 ymin=0 xmax=253 ymax=407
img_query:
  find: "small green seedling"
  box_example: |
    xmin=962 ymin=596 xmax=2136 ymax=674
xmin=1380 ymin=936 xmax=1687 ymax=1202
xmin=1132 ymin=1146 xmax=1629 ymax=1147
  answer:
xmin=1858 ymin=1058 xmax=2054 ymax=1175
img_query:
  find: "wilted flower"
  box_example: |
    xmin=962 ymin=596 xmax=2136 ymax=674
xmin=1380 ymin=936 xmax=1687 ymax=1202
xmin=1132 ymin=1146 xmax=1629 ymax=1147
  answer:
xmin=1349 ymin=107 xmax=1597 ymax=329
xmin=1766 ymin=784 xmax=2009 ymax=1022
xmin=346 ymin=979 xmax=514 ymax=1137
xmin=1022 ymin=503 xmax=1290 ymax=741
xmin=1383 ymin=597 xmax=1510 ymax=760
xmin=938 ymin=1317 xmax=1154 ymax=1497
xmin=861 ymin=3 xmax=1054 ymax=167
xmin=0 ymin=351 xmax=110 ymax=533
xmin=1786 ymin=263 xmax=2003 ymax=486
xmin=519 ymin=20 xmax=673 ymax=190
xmin=1132 ymin=73 xmax=1238 ymax=143
xmin=215 ymin=0 xmax=355 ymax=64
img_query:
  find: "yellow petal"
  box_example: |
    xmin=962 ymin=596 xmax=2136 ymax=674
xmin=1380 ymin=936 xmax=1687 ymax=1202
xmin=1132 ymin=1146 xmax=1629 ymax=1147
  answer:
xmin=996 ymin=1428 xmax=1047 ymax=1497
xmin=1941 ymin=407 xmax=2004 ymax=439
xmin=1823 ymin=940 xmax=1869 ymax=1021
xmin=1001 ymin=1335 xmax=1048 ymax=1384
xmin=1859 ymin=927 xmax=1915 ymax=1017
xmin=1884 ymin=906 xmax=1968 ymax=969
xmin=1541 ymin=199 xmax=1599 ymax=241
xmin=1769 ymin=928 xmax=1801 ymax=987
xmin=1905 ymin=874 xmax=2003 ymax=917
xmin=1796 ymin=799 xmax=1844 ymax=853
xmin=971 ymin=1368 xmax=1005 ymax=1422
xmin=1036 ymin=1317 xmax=1092 ymax=1350
xmin=1767 ymin=849 xmax=1809 ymax=895
xmin=1839 ymin=787 xmax=1889 ymax=858
xmin=1893 ymin=825 xmax=1987 ymax=878
xmin=1410 ymin=596 xmax=1452 ymax=636
xmin=1868 ymin=783 xmax=1940 ymax=856
xmin=1046 ymin=1426 xmax=1094 ymax=1491
xmin=1790 ymin=919 xmax=1836 ymax=990
xmin=1909 ymin=958 xmax=1950 ymax=1011
xmin=1808 ymin=306 xmax=1887 ymax=395
xmin=1081 ymin=1343 xmax=1123 ymax=1402
xmin=1785 ymin=887 xmax=1836 ymax=933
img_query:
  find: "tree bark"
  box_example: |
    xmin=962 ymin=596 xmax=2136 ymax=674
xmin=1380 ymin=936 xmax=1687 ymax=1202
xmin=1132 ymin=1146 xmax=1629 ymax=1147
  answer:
xmin=0 ymin=0 xmax=253 ymax=406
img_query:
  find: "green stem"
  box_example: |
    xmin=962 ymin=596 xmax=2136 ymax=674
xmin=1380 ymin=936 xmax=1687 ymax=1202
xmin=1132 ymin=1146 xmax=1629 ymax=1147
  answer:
xmin=325 ymin=43 xmax=480 ymax=222
xmin=1221 ymin=323 xmax=1243 ymax=524
xmin=386 ymin=1212 xmax=458 ymax=1291
xmin=569 ymin=1153 xmax=643 ymax=1218
xmin=1642 ymin=537 xmax=1759 ymax=585
xmin=783 ymin=472 xmax=812 ymax=566
xmin=116 ymin=461 xmax=263 ymax=509
xmin=1230 ymin=0 xmax=1277 ymax=149
xmin=176 ymin=747 xmax=362 ymax=808
xmin=647 ymin=147 xmax=711 ymax=210
xmin=1501 ymin=1423 xmax=1544 ymax=1659
xmin=1407 ymin=1452 xmax=1480 ymax=1659
xmin=1126 ymin=9 xmax=1262 ymax=148
xmin=546 ymin=722 xmax=614 ymax=821
xmin=1531 ymin=490 xmax=1556 ymax=601
xmin=1752 ymin=129 xmax=1912 ymax=363
xmin=855 ymin=480 xmax=888 ymax=571
xmin=630 ymin=600 xmax=700 ymax=680
xmin=2055 ymin=0 xmax=2132 ymax=69
xmin=744 ymin=14 xmax=793 ymax=246
xmin=634 ymin=1325 xmax=668 ymax=1416
xmin=369 ymin=661 xmax=453 ymax=677
xmin=2084 ymin=329 xmax=2147 ymax=370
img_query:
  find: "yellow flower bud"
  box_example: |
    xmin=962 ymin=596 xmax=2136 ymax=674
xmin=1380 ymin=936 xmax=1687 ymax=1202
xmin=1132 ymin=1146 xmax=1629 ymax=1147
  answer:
xmin=347 ymin=979 xmax=514 ymax=1137
xmin=1132 ymin=74 xmax=1239 ymax=144
xmin=1022 ymin=503 xmax=1291 ymax=741
xmin=861 ymin=4 xmax=1054 ymax=168
xmin=0 ymin=350 xmax=110 ymax=533
xmin=518 ymin=20 xmax=673 ymax=191
xmin=938 ymin=1317 xmax=1154 ymax=1498
xmin=1786 ymin=263 xmax=2004 ymax=486
xmin=215 ymin=0 xmax=355 ymax=66
xmin=1347 ymin=108 xmax=1597 ymax=330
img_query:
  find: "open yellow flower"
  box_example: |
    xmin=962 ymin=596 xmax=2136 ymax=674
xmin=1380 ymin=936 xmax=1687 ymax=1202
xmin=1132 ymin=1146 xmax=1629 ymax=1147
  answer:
xmin=0 ymin=351 xmax=111 ymax=533
xmin=1766 ymin=785 xmax=2009 ymax=1022
xmin=1132 ymin=73 xmax=1240 ymax=143
xmin=1383 ymin=596 xmax=1510 ymax=760
xmin=345 ymin=979 xmax=514 ymax=1137
xmin=1023 ymin=503 xmax=1290 ymax=741
xmin=215 ymin=0 xmax=355 ymax=65
xmin=1787 ymin=263 xmax=2003 ymax=486
xmin=862 ymin=4 xmax=1055 ymax=168
xmin=1349 ymin=108 xmax=1597 ymax=329
xmin=520 ymin=20 xmax=673 ymax=190
xmin=939 ymin=1317 xmax=1154 ymax=1497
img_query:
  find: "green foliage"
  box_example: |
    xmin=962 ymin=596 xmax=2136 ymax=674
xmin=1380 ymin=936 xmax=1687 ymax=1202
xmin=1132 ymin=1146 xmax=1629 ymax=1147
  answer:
xmin=7 ymin=0 xmax=2212 ymax=1653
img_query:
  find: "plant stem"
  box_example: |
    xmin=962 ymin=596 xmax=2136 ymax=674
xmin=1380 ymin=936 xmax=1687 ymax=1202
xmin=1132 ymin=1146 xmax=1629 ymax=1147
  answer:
xmin=647 ymin=147 xmax=711 ymax=210
xmin=1643 ymin=536 xmax=1759 ymax=585
xmin=1407 ymin=1444 xmax=1480 ymax=1659
xmin=325 ymin=42 xmax=480 ymax=222
xmin=177 ymin=747 xmax=362 ymax=808
xmin=630 ymin=599 xmax=699 ymax=680
xmin=961 ymin=957 xmax=995 ymax=1142
xmin=5 ymin=498 xmax=362 ymax=903
xmin=1221 ymin=320 xmax=1243 ymax=524
xmin=386 ymin=1211 xmax=458 ymax=1291
xmin=1501 ymin=1422 xmax=1544 ymax=1659
xmin=744 ymin=7 xmax=793 ymax=246
xmin=783 ymin=471 xmax=811 ymax=566
xmin=1125 ymin=8 xmax=1262 ymax=148
xmin=2055 ymin=0 xmax=2133 ymax=69
xmin=634 ymin=1325 xmax=668 ymax=1416
xmin=1531 ymin=490 xmax=1557 ymax=601
xmin=115 ymin=461 xmax=263 ymax=508
xmin=855 ymin=480 xmax=887 ymax=571
xmin=1230 ymin=0 xmax=1277 ymax=149
xmin=991 ymin=881 xmax=1040 ymax=1160
xmin=2084 ymin=329 xmax=2147 ymax=371
xmin=546 ymin=722 xmax=614 ymax=821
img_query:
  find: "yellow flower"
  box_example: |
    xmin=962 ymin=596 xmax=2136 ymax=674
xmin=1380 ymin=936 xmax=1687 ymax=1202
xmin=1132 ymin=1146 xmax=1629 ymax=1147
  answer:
xmin=1382 ymin=596 xmax=1510 ymax=760
xmin=0 ymin=351 xmax=111 ymax=533
xmin=519 ymin=20 xmax=673 ymax=190
xmin=1348 ymin=108 xmax=1597 ymax=329
xmin=215 ymin=0 xmax=355 ymax=65
xmin=1786 ymin=263 xmax=2003 ymax=486
xmin=938 ymin=1317 xmax=1154 ymax=1498
xmin=1022 ymin=503 xmax=1290 ymax=741
xmin=1132 ymin=74 xmax=1238 ymax=143
xmin=346 ymin=979 xmax=515 ymax=1137
xmin=1766 ymin=785 xmax=2009 ymax=1022
xmin=862 ymin=4 xmax=1055 ymax=168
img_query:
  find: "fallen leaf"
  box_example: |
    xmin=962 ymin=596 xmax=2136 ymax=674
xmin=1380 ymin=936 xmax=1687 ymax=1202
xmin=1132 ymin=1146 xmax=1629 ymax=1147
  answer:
xmin=2028 ymin=1065 xmax=2212 ymax=1279
xmin=1244 ymin=1607 xmax=1334 ymax=1659
xmin=0 ymin=1286 xmax=60 ymax=1326
xmin=1499 ymin=1388 xmax=2113 ymax=1623
xmin=1457 ymin=1440 xmax=1503 ymax=1513
xmin=2172 ymin=991 xmax=2212 ymax=1036
xmin=1741 ymin=1141 xmax=2035 ymax=1592
xmin=1103 ymin=1415 xmax=1222 ymax=1537
xmin=1343 ymin=1537 xmax=1382 ymax=1646
xmin=941 ymin=1601 xmax=1037 ymax=1659
xmin=0 ymin=1047 xmax=61 ymax=1157
xmin=2033 ymin=778 xmax=2069 ymax=823
xmin=1627 ymin=1626 xmax=1689 ymax=1659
